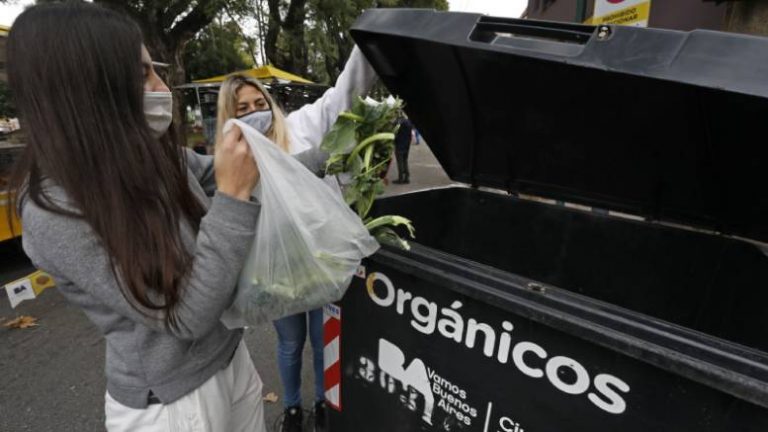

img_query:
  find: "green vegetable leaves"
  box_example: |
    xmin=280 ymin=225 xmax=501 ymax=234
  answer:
xmin=323 ymin=96 xmax=415 ymax=250
xmin=321 ymin=116 xmax=358 ymax=155
xmin=365 ymin=215 xmax=415 ymax=238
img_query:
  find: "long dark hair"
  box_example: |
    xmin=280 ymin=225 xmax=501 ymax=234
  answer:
xmin=7 ymin=2 xmax=206 ymax=328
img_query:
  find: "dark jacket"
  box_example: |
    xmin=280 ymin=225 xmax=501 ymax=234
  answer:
xmin=395 ymin=118 xmax=413 ymax=152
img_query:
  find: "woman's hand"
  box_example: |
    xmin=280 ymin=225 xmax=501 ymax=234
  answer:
xmin=214 ymin=125 xmax=260 ymax=201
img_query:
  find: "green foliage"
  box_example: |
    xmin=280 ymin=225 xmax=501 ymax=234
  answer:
xmin=183 ymin=19 xmax=253 ymax=81
xmin=322 ymin=96 xmax=415 ymax=249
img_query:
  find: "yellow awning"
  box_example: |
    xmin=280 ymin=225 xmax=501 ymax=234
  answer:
xmin=193 ymin=64 xmax=313 ymax=84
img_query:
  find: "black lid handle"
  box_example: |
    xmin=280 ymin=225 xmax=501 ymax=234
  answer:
xmin=470 ymin=17 xmax=597 ymax=57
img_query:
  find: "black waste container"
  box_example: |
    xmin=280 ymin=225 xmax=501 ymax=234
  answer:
xmin=324 ymin=9 xmax=768 ymax=432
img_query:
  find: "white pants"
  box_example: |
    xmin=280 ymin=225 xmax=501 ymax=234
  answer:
xmin=105 ymin=342 xmax=266 ymax=432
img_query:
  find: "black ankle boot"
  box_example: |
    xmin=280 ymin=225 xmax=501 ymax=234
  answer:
xmin=281 ymin=406 xmax=303 ymax=432
xmin=314 ymin=401 xmax=327 ymax=432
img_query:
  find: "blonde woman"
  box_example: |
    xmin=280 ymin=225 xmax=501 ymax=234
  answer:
xmin=216 ymin=47 xmax=377 ymax=432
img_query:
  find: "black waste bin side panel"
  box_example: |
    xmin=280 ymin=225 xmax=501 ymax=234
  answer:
xmin=328 ymin=259 xmax=768 ymax=432
xmin=370 ymin=187 xmax=768 ymax=354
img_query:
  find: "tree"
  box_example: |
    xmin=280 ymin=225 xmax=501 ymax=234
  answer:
xmin=93 ymin=0 xmax=244 ymax=141
xmin=307 ymin=0 xmax=374 ymax=84
xmin=266 ymin=0 xmax=310 ymax=76
xmin=263 ymin=0 xmax=448 ymax=84
xmin=183 ymin=19 xmax=253 ymax=81
xmin=94 ymin=1 xmax=234 ymax=85
xmin=33 ymin=0 xmax=244 ymax=85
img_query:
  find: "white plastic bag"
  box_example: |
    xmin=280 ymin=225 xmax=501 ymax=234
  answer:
xmin=220 ymin=119 xmax=379 ymax=327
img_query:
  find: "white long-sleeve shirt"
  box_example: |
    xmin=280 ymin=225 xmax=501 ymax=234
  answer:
xmin=286 ymin=46 xmax=378 ymax=155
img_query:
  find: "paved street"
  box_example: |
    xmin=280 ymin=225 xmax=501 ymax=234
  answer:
xmin=0 ymin=141 xmax=451 ymax=432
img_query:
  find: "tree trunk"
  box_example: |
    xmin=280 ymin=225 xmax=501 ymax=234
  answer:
xmin=282 ymin=0 xmax=309 ymax=75
xmin=255 ymin=0 xmax=269 ymax=65
xmin=265 ymin=0 xmax=309 ymax=75
xmin=725 ymin=0 xmax=768 ymax=36
xmin=320 ymin=14 xmax=352 ymax=84
xmin=265 ymin=0 xmax=281 ymax=66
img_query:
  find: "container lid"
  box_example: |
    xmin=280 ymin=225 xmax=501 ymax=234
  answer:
xmin=351 ymin=9 xmax=768 ymax=243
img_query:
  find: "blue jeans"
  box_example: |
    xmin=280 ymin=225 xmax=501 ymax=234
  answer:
xmin=273 ymin=309 xmax=325 ymax=408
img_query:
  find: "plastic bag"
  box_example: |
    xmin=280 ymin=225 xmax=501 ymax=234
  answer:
xmin=220 ymin=119 xmax=380 ymax=327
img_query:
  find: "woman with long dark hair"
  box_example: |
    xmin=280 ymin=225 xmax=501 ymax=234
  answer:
xmin=9 ymin=3 xmax=267 ymax=430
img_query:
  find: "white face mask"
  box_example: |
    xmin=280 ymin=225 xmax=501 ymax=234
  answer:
xmin=238 ymin=110 xmax=273 ymax=135
xmin=144 ymin=92 xmax=173 ymax=137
